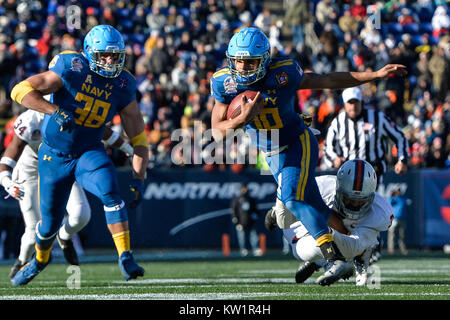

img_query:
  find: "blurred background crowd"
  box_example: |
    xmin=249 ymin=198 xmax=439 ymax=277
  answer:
xmin=0 ymin=0 xmax=448 ymax=173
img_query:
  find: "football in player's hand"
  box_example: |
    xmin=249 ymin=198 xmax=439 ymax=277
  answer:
xmin=226 ymin=90 xmax=259 ymax=120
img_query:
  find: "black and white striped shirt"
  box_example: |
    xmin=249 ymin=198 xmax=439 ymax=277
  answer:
xmin=323 ymin=108 xmax=410 ymax=177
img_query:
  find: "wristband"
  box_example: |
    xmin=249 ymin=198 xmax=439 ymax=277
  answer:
xmin=119 ymin=141 xmax=134 ymax=155
xmin=0 ymin=157 xmax=17 ymax=169
xmin=105 ymin=130 xmax=120 ymax=145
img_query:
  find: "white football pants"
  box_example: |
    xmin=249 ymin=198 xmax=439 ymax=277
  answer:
xmin=14 ymin=166 xmax=91 ymax=263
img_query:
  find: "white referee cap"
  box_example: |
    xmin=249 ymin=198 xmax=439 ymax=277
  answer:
xmin=342 ymin=87 xmax=362 ymax=103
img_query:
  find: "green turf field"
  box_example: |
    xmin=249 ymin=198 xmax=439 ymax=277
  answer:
xmin=0 ymin=250 xmax=448 ymax=300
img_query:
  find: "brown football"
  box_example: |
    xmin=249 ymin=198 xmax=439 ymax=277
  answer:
xmin=226 ymin=90 xmax=259 ymax=120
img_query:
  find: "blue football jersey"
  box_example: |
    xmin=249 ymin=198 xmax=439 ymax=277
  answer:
xmin=211 ymin=57 xmax=305 ymax=152
xmin=42 ymin=50 xmax=136 ymax=154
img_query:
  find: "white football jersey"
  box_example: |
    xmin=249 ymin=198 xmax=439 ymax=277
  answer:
xmin=315 ymin=175 xmax=393 ymax=233
xmin=282 ymin=175 xmax=394 ymax=260
xmin=12 ymin=110 xmax=44 ymax=177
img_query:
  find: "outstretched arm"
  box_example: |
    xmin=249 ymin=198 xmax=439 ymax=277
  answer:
xmin=298 ymin=64 xmax=407 ymax=90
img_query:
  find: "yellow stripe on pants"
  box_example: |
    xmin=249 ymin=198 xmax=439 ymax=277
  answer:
xmin=296 ymin=130 xmax=311 ymax=201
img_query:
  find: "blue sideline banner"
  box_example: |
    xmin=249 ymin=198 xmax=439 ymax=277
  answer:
xmin=81 ymin=168 xmax=448 ymax=249
xmin=421 ymin=170 xmax=450 ymax=247
xmin=83 ymin=168 xmax=281 ymax=248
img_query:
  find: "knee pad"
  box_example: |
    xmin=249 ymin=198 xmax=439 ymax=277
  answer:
xmin=104 ymin=200 xmax=128 ymax=225
xmin=67 ymin=201 xmax=91 ymax=230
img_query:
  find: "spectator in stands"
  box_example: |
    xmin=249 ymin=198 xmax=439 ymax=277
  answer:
xmin=427 ymin=136 xmax=446 ymax=167
xmin=149 ymin=36 xmax=172 ymax=77
xmin=429 ymin=46 xmax=448 ymax=100
xmin=254 ymin=8 xmax=274 ymax=35
xmin=0 ymin=0 xmax=448 ymax=173
xmin=350 ymin=0 xmax=367 ymax=23
xmin=146 ymin=4 xmax=167 ymax=34
xmin=431 ymin=6 xmax=449 ymax=38
xmin=319 ymin=23 xmax=338 ymax=58
xmin=316 ymin=0 xmax=338 ymax=27
xmin=338 ymin=8 xmax=359 ymax=35
xmin=284 ymin=0 xmax=310 ymax=46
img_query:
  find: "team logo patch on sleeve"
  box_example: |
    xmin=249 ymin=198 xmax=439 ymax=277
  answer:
xmin=71 ymin=57 xmax=83 ymax=72
xmin=276 ymin=72 xmax=289 ymax=86
xmin=224 ymin=76 xmax=237 ymax=94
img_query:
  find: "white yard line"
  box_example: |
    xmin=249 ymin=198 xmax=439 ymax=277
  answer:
xmin=1 ymin=291 xmax=449 ymax=300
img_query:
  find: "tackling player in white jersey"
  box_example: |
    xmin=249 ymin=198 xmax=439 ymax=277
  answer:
xmin=265 ymin=159 xmax=394 ymax=286
xmin=0 ymin=109 xmax=133 ymax=280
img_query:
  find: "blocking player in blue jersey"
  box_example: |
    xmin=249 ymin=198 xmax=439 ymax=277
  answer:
xmin=211 ymin=27 xmax=406 ymax=285
xmin=10 ymin=25 xmax=149 ymax=285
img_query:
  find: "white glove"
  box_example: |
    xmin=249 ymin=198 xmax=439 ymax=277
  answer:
xmin=354 ymin=248 xmax=372 ymax=286
xmin=1 ymin=173 xmax=25 ymax=200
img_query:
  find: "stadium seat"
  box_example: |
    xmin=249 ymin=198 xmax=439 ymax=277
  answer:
xmin=412 ymin=34 xmax=423 ymax=46
xmin=179 ymin=8 xmax=190 ymax=18
xmin=403 ymin=23 xmax=419 ymax=35
xmin=380 ymin=24 xmax=389 ymax=38
xmin=418 ymin=8 xmax=433 ymax=23
xmin=388 ymin=22 xmax=403 ymax=35
xmin=116 ymin=8 xmax=131 ymax=19
xmin=27 ymin=21 xmax=42 ymax=39
xmin=131 ymin=34 xmax=145 ymax=45
xmin=419 ymin=23 xmax=433 ymax=34
xmin=121 ymin=20 xmax=134 ymax=33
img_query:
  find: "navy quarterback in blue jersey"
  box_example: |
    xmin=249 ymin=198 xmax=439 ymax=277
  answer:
xmin=211 ymin=27 xmax=406 ymax=285
xmin=10 ymin=25 xmax=149 ymax=285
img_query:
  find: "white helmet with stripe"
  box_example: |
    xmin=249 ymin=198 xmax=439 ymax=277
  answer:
xmin=335 ymin=159 xmax=377 ymax=220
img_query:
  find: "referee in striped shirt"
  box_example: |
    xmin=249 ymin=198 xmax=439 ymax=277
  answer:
xmin=323 ymin=87 xmax=410 ymax=183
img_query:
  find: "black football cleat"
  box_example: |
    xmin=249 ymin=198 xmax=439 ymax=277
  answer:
xmin=57 ymin=234 xmax=79 ymax=266
xmin=295 ymin=261 xmax=320 ymax=283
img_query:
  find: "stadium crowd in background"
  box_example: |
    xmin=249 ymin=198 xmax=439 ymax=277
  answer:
xmin=0 ymin=0 xmax=449 ymax=172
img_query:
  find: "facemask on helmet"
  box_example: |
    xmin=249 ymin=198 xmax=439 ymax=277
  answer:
xmin=226 ymin=27 xmax=271 ymax=85
xmin=83 ymin=25 xmax=126 ymax=78
xmin=335 ymin=159 xmax=377 ymax=220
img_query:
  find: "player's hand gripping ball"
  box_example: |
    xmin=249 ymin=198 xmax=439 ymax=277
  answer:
xmin=226 ymin=90 xmax=259 ymax=120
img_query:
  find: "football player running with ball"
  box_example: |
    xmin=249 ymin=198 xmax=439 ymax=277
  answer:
xmin=266 ymin=160 xmax=394 ymax=286
xmin=210 ymin=27 xmax=405 ymax=285
xmin=9 ymin=25 xmax=148 ymax=285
